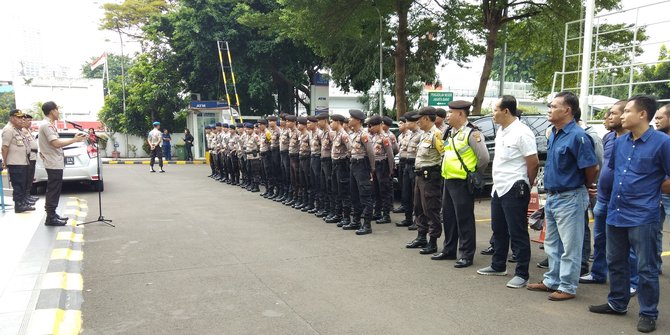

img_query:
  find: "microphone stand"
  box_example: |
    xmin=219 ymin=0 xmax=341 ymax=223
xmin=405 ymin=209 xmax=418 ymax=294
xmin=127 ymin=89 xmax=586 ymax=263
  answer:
xmin=73 ymin=126 xmax=114 ymax=227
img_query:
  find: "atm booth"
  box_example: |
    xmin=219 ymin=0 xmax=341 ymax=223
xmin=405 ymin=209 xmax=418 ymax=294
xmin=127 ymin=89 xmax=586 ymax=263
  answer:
xmin=186 ymin=100 xmax=231 ymax=160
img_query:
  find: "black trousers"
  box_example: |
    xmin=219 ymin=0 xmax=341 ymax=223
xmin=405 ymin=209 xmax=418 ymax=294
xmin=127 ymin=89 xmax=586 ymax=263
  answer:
xmin=280 ymin=151 xmax=290 ymax=193
xmin=332 ymin=158 xmax=351 ymax=218
xmin=24 ymin=160 xmax=36 ymax=194
xmin=271 ymin=148 xmax=281 ymax=190
xmin=320 ymin=157 xmax=333 ymax=213
xmin=261 ymin=152 xmax=272 ymax=188
xmin=217 ymin=152 xmax=226 ymax=176
xmin=397 ymin=159 xmax=406 ymax=201
xmin=45 ymin=168 xmax=64 ymax=215
xmin=491 ymin=182 xmax=531 ymax=279
xmin=229 ymin=154 xmax=239 ymax=183
xmin=442 ymin=178 xmax=477 ymax=261
xmin=374 ymin=162 xmax=393 ymax=215
xmin=150 ymin=146 xmax=163 ymax=168
xmin=402 ymin=160 xmax=416 ymax=221
xmin=299 ymin=156 xmax=311 ymax=199
xmin=310 ymin=156 xmax=321 ymax=208
xmin=248 ymin=158 xmax=261 ymax=185
xmin=239 ymin=156 xmax=247 ymax=181
xmin=413 ymin=168 xmax=442 ymax=239
xmin=289 ymin=155 xmax=300 ymax=197
xmin=209 ymin=150 xmax=216 ymax=174
xmin=185 ymin=145 xmax=193 ymax=161
xmin=350 ymin=158 xmax=373 ymax=220
xmin=8 ymin=165 xmax=28 ymax=204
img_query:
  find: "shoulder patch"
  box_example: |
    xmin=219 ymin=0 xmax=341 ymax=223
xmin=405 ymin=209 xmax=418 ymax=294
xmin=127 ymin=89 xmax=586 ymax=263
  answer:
xmin=361 ymin=134 xmax=368 ymax=143
xmin=383 ymin=137 xmax=390 ymax=146
xmin=473 ymin=132 xmax=481 ymax=142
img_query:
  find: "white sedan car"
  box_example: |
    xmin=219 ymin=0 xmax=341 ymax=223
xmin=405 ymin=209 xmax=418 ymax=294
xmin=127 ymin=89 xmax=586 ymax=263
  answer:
xmin=33 ymin=130 xmax=104 ymax=193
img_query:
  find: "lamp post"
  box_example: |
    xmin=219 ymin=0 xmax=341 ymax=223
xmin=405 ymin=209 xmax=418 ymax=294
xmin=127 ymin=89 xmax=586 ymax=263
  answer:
xmin=373 ymin=6 xmax=383 ymax=116
xmin=115 ymin=20 xmax=128 ymax=156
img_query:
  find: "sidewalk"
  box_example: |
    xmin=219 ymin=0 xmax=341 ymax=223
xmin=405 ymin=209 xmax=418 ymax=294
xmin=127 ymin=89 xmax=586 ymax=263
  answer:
xmin=0 ymin=196 xmax=86 ymax=335
xmin=101 ymin=158 xmax=206 ymax=165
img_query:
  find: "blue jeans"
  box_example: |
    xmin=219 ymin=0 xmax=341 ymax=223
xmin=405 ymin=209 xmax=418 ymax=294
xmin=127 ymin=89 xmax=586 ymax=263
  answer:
xmin=543 ymin=187 xmax=589 ymax=295
xmin=606 ymin=223 xmax=659 ymax=318
xmin=591 ymin=200 xmax=639 ymax=287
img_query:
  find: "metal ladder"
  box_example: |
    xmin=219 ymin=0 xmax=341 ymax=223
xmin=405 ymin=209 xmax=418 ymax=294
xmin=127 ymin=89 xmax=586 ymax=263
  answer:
xmin=217 ymin=41 xmax=243 ymax=124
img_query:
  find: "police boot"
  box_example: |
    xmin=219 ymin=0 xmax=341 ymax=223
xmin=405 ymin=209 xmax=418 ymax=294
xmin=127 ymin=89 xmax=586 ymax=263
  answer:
xmin=406 ymin=234 xmax=428 ymax=249
xmin=408 ymin=223 xmax=418 ymax=231
xmin=342 ymin=216 xmax=360 ymax=230
xmin=376 ymin=213 xmax=391 ymax=224
xmin=396 ymin=218 xmax=412 ymax=227
xmin=372 ymin=211 xmax=382 ymax=221
xmin=355 ymin=219 xmax=372 ymax=235
xmin=325 ymin=214 xmax=341 ymax=224
xmin=336 ymin=215 xmax=351 ymax=228
xmin=27 ymin=195 xmax=39 ymax=202
xmin=251 ymin=182 xmax=260 ymax=193
xmin=285 ymin=195 xmax=296 ymax=206
xmin=419 ymin=237 xmax=438 ymax=254
xmin=302 ymin=196 xmax=314 ymax=212
xmin=45 ymin=213 xmax=67 ymax=226
xmin=15 ymin=201 xmax=36 ymax=213
xmin=315 ymin=208 xmax=328 ymax=218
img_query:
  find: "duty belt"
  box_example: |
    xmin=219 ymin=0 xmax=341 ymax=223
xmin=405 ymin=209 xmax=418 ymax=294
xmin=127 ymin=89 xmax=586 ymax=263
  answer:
xmin=299 ymin=155 xmax=310 ymax=160
xmin=260 ymin=151 xmax=270 ymax=156
xmin=415 ymin=165 xmax=440 ymax=173
xmin=320 ymin=156 xmax=332 ymax=161
xmin=406 ymin=158 xmax=416 ymax=164
xmin=399 ymin=157 xmax=407 ymax=163
xmin=332 ymin=157 xmax=350 ymax=165
xmin=311 ymin=154 xmax=321 ymax=158
xmin=289 ymin=153 xmax=299 ymax=158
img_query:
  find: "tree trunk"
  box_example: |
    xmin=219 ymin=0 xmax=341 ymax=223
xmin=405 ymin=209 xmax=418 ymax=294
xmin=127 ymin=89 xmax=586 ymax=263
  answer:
xmin=472 ymin=27 xmax=499 ymax=115
xmin=393 ymin=1 xmax=409 ymax=118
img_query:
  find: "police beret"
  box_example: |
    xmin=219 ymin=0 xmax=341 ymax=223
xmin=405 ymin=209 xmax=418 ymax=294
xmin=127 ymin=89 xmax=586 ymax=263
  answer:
xmin=229 ymin=124 xmax=236 ymax=130
xmin=204 ymin=125 xmax=211 ymax=129
xmin=297 ymin=116 xmax=308 ymax=125
xmin=418 ymin=106 xmax=436 ymax=116
xmin=405 ymin=112 xmax=420 ymax=122
xmin=368 ymin=115 xmax=383 ymax=126
xmin=331 ymin=114 xmax=346 ymax=122
xmin=258 ymin=119 xmax=268 ymax=125
xmin=316 ymin=112 xmax=330 ymax=120
xmin=215 ymin=122 xmax=222 ymax=127
xmin=222 ymin=123 xmax=229 ymax=128
xmin=435 ymin=108 xmax=447 ymax=118
xmin=236 ymin=123 xmax=243 ymax=128
xmin=349 ymin=109 xmax=366 ymax=121
xmin=382 ymin=116 xmax=393 ymax=126
xmin=307 ymin=116 xmax=318 ymax=123
xmin=244 ymin=123 xmax=253 ymax=129
xmin=285 ymin=115 xmax=297 ymax=122
xmin=154 ymin=121 xmax=162 ymax=126
xmin=399 ymin=116 xmax=406 ymax=122
xmin=448 ymin=100 xmax=472 ymax=110
xmin=267 ymin=115 xmax=278 ymax=121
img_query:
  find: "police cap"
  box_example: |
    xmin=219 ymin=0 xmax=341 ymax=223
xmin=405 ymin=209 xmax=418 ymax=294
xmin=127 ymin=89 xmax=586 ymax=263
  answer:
xmin=222 ymin=123 xmax=229 ymax=128
xmin=297 ymin=116 xmax=308 ymax=125
xmin=316 ymin=112 xmax=330 ymax=120
xmin=382 ymin=116 xmax=393 ymax=127
xmin=236 ymin=123 xmax=243 ymax=128
xmin=405 ymin=112 xmax=420 ymax=122
xmin=258 ymin=119 xmax=268 ymax=125
xmin=349 ymin=109 xmax=366 ymax=121
xmin=285 ymin=115 xmax=297 ymax=122
xmin=418 ymin=106 xmax=436 ymax=116
xmin=307 ymin=116 xmax=318 ymax=123
xmin=9 ymin=109 xmax=25 ymax=117
xmin=435 ymin=108 xmax=447 ymax=118
xmin=367 ymin=115 xmax=383 ymax=126
xmin=399 ymin=116 xmax=406 ymax=122
xmin=229 ymin=124 xmax=236 ymax=130
xmin=448 ymin=100 xmax=472 ymax=111
xmin=215 ymin=122 xmax=222 ymax=127
xmin=244 ymin=123 xmax=253 ymax=129
xmin=331 ymin=114 xmax=346 ymax=122
xmin=267 ymin=115 xmax=278 ymax=121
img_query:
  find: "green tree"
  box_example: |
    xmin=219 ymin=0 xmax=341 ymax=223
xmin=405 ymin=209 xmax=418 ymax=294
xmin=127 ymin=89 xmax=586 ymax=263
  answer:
xmin=634 ymin=45 xmax=670 ymax=101
xmin=100 ymin=0 xmax=174 ymax=52
xmin=0 ymin=92 xmax=16 ymax=127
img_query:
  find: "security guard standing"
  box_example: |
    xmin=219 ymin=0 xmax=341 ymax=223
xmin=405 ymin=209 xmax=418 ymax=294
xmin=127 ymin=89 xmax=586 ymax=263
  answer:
xmin=22 ymin=114 xmax=39 ymax=204
xmin=393 ymin=116 xmax=408 ymax=214
xmin=327 ymin=114 xmax=351 ymax=225
xmin=440 ymin=100 xmax=490 ymax=268
xmin=258 ymin=119 xmax=273 ymax=196
xmin=227 ymin=124 xmax=240 ymax=185
xmin=397 ymin=112 xmax=423 ymax=229
xmin=316 ymin=112 xmax=333 ymax=218
xmin=296 ymin=116 xmax=312 ymax=210
xmin=268 ymin=115 xmax=281 ymax=199
xmin=1 ymin=109 xmax=35 ymax=213
xmin=277 ymin=114 xmax=292 ymax=202
xmin=206 ymin=126 xmax=216 ymax=177
xmin=370 ymin=116 xmax=395 ymax=224
xmin=285 ymin=115 xmax=300 ymax=206
xmin=345 ymin=109 xmax=376 ymax=235
xmin=245 ymin=123 xmax=262 ymax=192
xmin=405 ymin=107 xmax=444 ymax=253
xmin=307 ymin=116 xmax=322 ymax=214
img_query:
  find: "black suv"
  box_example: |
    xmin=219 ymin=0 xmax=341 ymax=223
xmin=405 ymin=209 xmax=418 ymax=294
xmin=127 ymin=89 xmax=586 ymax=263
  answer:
xmin=469 ymin=114 xmax=551 ymax=186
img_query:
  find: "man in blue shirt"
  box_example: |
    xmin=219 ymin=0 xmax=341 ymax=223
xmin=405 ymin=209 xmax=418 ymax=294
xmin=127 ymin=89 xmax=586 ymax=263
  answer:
xmin=527 ymin=91 xmax=599 ymax=301
xmin=589 ymin=95 xmax=670 ymax=333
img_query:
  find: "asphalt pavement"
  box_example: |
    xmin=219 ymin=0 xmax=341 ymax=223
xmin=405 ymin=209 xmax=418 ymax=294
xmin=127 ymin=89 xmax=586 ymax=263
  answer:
xmin=77 ymin=165 xmax=669 ymax=335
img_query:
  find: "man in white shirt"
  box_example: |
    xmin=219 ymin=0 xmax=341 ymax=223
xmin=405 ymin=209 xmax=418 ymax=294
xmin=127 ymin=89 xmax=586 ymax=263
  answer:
xmin=477 ymin=95 xmax=539 ymax=288
xmin=147 ymin=121 xmax=165 ymax=173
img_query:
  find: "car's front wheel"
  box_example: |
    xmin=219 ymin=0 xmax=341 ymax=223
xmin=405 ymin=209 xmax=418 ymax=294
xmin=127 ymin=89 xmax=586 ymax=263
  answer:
xmin=92 ymin=180 xmax=104 ymax=192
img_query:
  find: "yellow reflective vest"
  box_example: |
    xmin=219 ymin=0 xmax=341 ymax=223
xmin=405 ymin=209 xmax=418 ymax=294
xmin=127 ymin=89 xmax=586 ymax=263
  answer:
xmin=441 ymin=127 xmax=477 ymax=180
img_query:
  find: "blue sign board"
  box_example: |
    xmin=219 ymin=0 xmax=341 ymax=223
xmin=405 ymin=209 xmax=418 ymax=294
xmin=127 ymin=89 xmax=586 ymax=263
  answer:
xmin=313 ymin=73 xmax=329 ymax=86
xmin=190 ymin=100 xmax=229 ymax=109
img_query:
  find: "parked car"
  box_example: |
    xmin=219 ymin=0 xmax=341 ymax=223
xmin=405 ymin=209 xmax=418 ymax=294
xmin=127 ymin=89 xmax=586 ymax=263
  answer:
xmin=32 ymin=130 xmax=104 ymax=193
xmin=469 ymin=114 xmax=552 ymax=186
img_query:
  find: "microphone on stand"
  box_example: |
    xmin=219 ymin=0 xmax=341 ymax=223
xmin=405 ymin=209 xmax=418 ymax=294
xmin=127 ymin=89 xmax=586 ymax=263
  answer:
xmin=65 ymin=120 xmax=84 ymax=131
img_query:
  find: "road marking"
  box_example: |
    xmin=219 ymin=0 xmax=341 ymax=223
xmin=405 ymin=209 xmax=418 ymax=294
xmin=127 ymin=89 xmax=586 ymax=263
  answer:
xmin=41 ymin=272 xmax=83 ymax=291
xmin=56 ymin=232 xmax=83 ymax=243
xmin=51 ymin=248 xmax=83 ymax=261
xmin=27 ymin=309 xmax=81 ymax=335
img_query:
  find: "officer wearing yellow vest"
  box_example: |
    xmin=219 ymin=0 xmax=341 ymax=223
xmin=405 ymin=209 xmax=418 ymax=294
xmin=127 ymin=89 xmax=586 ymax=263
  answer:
xmin=439 ymin=100 xmax=490 ymax=268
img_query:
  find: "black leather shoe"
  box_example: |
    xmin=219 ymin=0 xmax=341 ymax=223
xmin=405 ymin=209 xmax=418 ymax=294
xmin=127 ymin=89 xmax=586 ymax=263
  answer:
xmin=407 ymin=224 xmax=418 ymax=231
xmin=431 ymin=252 xmax=457 ymax=260
xmin=342 ymin=222 xmax=360 ymax=230
xmin=588 ymin=303 xmax=627 ymax=315
xmin=45 ymin=216 xmax=67 ymax=226
xmin=376 ymin=215 xmax=391 ymax=224
xmin=308 ymin=208 xmax=319 ymax=214
xmin=315 ymin=211 xmax=328 ymax=218
xmin=355 ymin=222 xmax=372 ymax=235
xmin=392 ymin=206 xmax=405 ymax=213
xmin=27 ymin=196 xmax=39 ymax=202
xmin=454 ymin=259 xmax=473 ymax=268
xmin=405 ymin=238 xmax=427 ymax=249
xmin=325 ymin=216 xmax=342 ymax=224
xmin=480 ymin=245 xmax=494 ymax=255
xmin=372 ymin=213 xmax=382 ymax=221
xmin=55 ymin=214 xmax=69 ymax=221
xmin=15 ymin=203 xmax=35 ymax=213
xmin=637 ymin=316 xmax=656 ymax=333
xmin=395 ymin=219 xmax=412 ymax=227
xmin=419 ymin=245 xmax=437 ymax=255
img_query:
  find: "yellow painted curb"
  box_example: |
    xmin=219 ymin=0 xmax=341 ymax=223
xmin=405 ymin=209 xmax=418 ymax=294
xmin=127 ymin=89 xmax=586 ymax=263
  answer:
xmin=51 ymin=248 xmax=83 ymax=262
xmin=56 ymin=232 xmax=83 ymax=243
xmin=27 ymin=309 xmax=81 ymax=335
xmin=41 ymin=272 xmax=83 ymax=291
